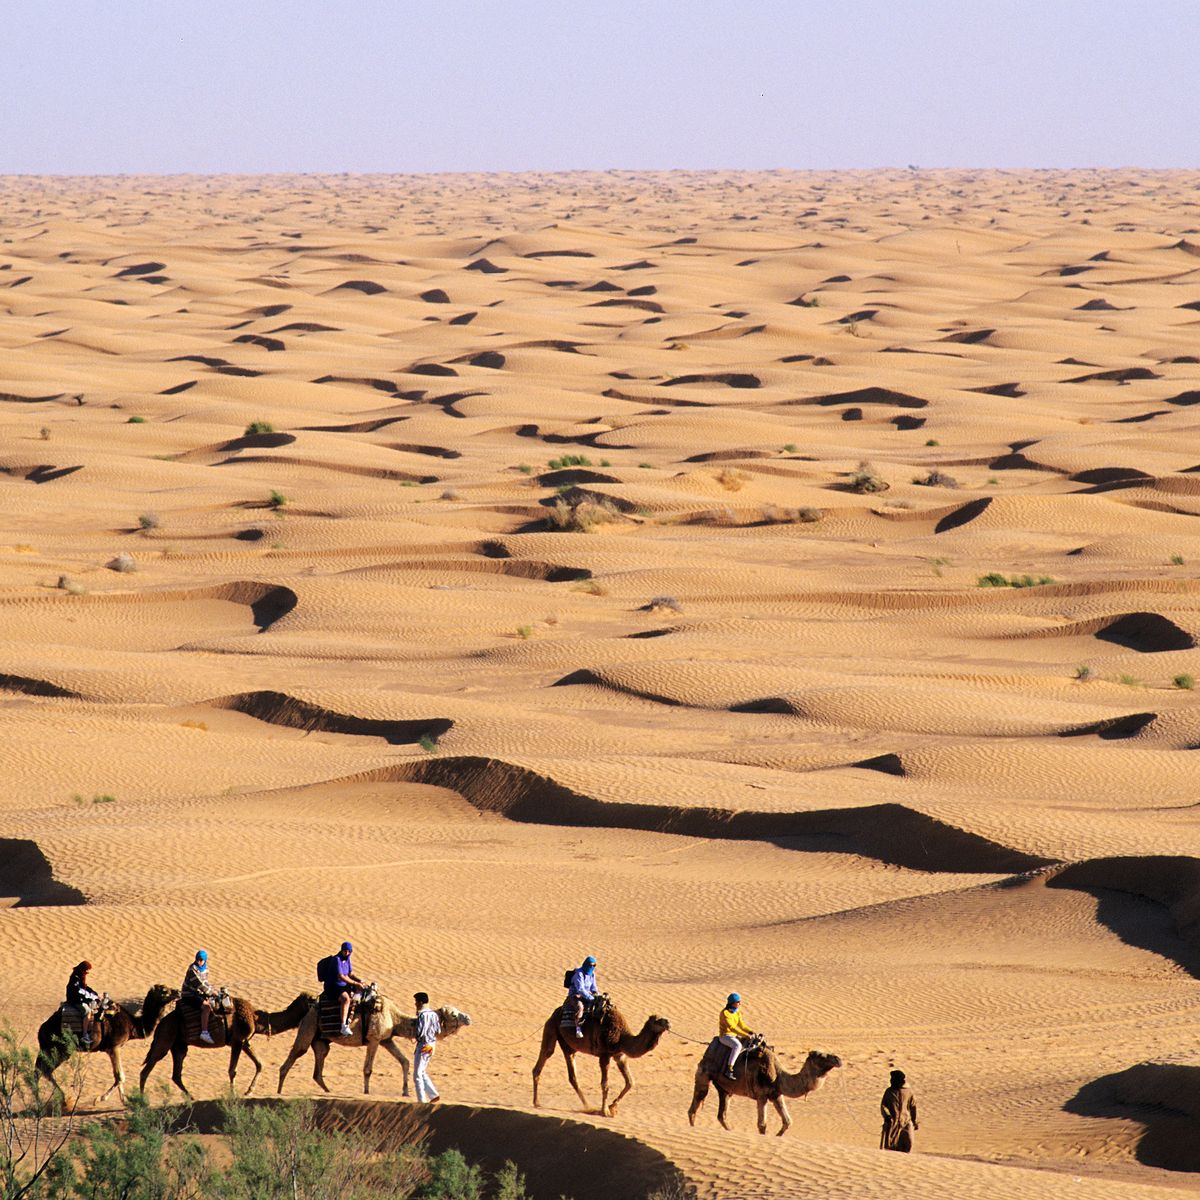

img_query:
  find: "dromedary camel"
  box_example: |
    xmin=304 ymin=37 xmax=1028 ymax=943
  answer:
xmin=37 ymin=984 xmax=177 ymax=1104
xmin=139 ymin=991 xmax=313 ymax=1098
xmin=688 ymin=1040 xmax=842 ymax=1136
xmin=532 ymin=998 xmax=671 ymax=1116
xmin=276 ymin=996 xmax=472 ymax=1095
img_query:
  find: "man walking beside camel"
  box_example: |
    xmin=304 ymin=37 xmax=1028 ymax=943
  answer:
xmin=413 ymin=991 xmax=441 ymax=1104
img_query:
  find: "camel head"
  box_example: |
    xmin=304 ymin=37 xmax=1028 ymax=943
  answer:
xmin=436 ymin=1006 xmax=472 ymax=1034
xmin=643 ymin=1015 xmax=671 ymax=1040
xmin=255 ymin=992 xmax=317 ymax=1035
xmin=778 ymin=1049 xmax=843 ymax=1098
xmin=806 ymin=1050 xmax=842 ymax=1077
xmin=141 ymin=984 xmax=179 ymax=1029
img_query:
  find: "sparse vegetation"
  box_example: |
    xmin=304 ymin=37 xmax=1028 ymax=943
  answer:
xmin=57 ymin=575 xmax=86 ymax=595
xmin=107 ymin=553 xmax=136 ymax=573
xmin=645 ymin=595 xmax=683 ymax=614
xmin=599 ymin=458 xmax=611 ymax=467
xmin=1174 ymin=673 xmax=1195 ymax=690
xmin=1118 ymin=674 xmax=1140 ymax=687
xmin=792 ymin=295 xmax=819 ymax=307
xmin=573 ymin=578 xmax=608 ymax=596
xmin=92 ymin=794 xmax=116 ymax=804
xmin=515 ymin=463 xmax=533 ymax=474
xmin=1170 ymin=553 xmax=1185 ymax=565
xmin=138 ymin=511 xmax=160 ymax=530
xmin=716 ymin=467 xmax=747 ymax=492
xmin=638 ymin=462 xmax=653 ymax=469
xmin=781 ymin=443 xmax=798 ymax=453
xmin=987 ymin=476 xmax=1000 ymax=485
xmin=546 ymin=496 xmax=622 ymax=532
xmin=515 ymin=624 xmax=534 ymax=639
xmin=39 ymin=425 xmax=51 ymax=440
xmin=925 ymin=438 xmax=939 ymax=447
xmin=913 ymin=468 xmax=959 ymax=488
xmin=418 ymin=733 xmax=440 ymax=753
xmin=244 ymin=419 xmax=275 ymax=435
xmin=268 ymin=490 xmax=287 ymax=509
xmin=440 ymin=488 xmax=460 ymax=501
xmin=848 ymin=461 xmax=888 ymax=494
xmin=762 ymin=505 xmax=823 ymax=524
xmin=977 ymin=573 xmax=1055 ymax=588
xmin=1074 ymin=664 xmax=1093 ymax=682
xmin=547 ymin=454 xmax=592 ymax=469
xmin=127 ymin=415 xmax=146 ymax=423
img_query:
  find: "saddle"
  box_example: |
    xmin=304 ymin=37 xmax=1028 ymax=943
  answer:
xmin=318 ymin=983 xmax=376 ymax=1043
xmin=703 ymin=1032 xmax=777 ymax=1085
xmin=559 ymin=992 xmax=613 ymax=1038
xmin=182 ymin=988 xmax=233 ymax=1047
xmin=59 ymin=994 xmax=113 ymax=1042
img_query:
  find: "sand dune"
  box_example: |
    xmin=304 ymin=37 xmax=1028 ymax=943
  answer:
xmin=2 ymin=170 xmax=1200 ymax=1199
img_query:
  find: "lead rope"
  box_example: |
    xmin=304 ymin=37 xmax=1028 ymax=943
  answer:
xmin=667 ymin=1029 xmax=712 ymax=1047
xmin=835 ymin=1069 xmax=878 ymax=1144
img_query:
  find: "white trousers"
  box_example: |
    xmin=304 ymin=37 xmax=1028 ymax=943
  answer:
xmin=414 ymin=1046 xmax=439 ymax=1101
xmin=719 ymin=1035 xmax=743 ymax=1070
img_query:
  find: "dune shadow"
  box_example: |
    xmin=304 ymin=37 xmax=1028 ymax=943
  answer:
xmin=0 ymin=839 xmax=86 ymax=906
xmin=1065 ymin=1063 xmax=1200 ymax=1171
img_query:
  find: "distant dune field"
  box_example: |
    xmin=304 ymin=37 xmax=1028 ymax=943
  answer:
xmin=2 ymin=170 xmax=1200 ymax=1199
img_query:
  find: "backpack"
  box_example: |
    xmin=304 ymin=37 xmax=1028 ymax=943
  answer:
xmin=563 ymin=968 xmax=574 ymax=989
xmin=316 ymin=955 xmax=339 ymax=985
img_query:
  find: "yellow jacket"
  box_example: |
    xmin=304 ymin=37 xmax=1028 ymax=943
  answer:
xmin=720 ymin=1007 xmax=753 ymax=1038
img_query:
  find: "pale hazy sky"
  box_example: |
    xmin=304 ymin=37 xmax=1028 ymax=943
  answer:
xmin=6 ymin=1 xmax=1198 ymax=174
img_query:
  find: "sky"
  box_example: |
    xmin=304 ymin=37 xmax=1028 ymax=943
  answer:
xmin=5 ymin=1 xmax=1198 ymax=174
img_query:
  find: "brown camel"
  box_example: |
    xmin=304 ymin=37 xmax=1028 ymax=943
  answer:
xmin=139 ymin=991 xmax=313 ymax=1098
xmin=531 ymin=998 xmax=671 ymax=1116
xmin=37 ymin=984 xmax=177 ymax=1104
xmin=277 ymin=996 xmax=472 ymax=1095
xmin=688 ymin=1041 xmax=842 ymax=1135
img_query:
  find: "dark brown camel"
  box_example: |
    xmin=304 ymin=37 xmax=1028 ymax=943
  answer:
xmin=688 ymin=1041 xmax=842 ymax=1135
xmin=139 ymin=992 xmax=313 ymax=1098
xmin=531 ymin=998 xmax=670 ymax=1116
xmin=37 ymin=984 xmax=177 ymax=1104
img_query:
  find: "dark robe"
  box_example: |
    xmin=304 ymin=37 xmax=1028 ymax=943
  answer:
xmin=880 ymin=1084 xmax=918 ymax=1152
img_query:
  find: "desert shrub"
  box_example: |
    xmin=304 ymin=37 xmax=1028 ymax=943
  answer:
xmin=244 ymin=420 xmax=275 ymax=436
xmin=1170 ymin=553 xmax=1185 ymax=565
xmin=573 ymin=579 xmax=608 ymax=596
xmin=1174 ymin=673 xmax=1195 ymax=690
xmin=925 ymin=438 xmax=939 ymax=446
xmin=977 ymin=573 xmax=1054 ymax=588
xmin=547 ymin=454 xmax=592 ymax=469
xmin=39 ymin=426 xmax=51 ymax=440
xmin=57 ymin=575 xmax=86 ymax=595
xmin=515 ymin=464 xmax=533 ymax=475
xmin=716 ymin=467 xmax=747 ymax=492
xmin=418 ymin=734 xmax=440 ymax=754
xmin=781 ymin=443 xmax=798 ymax=453
xmin=107 ymin=553 xmax=137 ymax=573
xmin=546 ymin=497 xmax=621 ymax=532
xmin=849 ymin=461 xmax=888 ymax=493
xmin=268 ymin=490 xmax=287 ymax=509
xmin=440 ymin=489 xmax=460 ymax=501
xmin=515 ymin=625 xmax=534 ymax=640
xmin=645 ymin=595 xmax=683 ymax=614
xmin=138 ymin=512 xmax=160 ymax=530
xmin=127 ymin=415 xmax=146 ymax=424
xmin=1074 ymin=664 xmax=1093 ymax=681
xmin=913 ymin=469 xmax=958 ymax=488
xmin=1118 ymin=674 xmax=1140 ymax=687
xmin=762 ymin=505 xmax=822 ymax=524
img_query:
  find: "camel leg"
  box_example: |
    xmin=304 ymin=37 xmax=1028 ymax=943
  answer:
xmin=378 ymin=1037 xmax=412 ymax=1097
xmin=607 ymin=1056 xmax=634 ymax=1117
xmin=228 ymin=1040 xmax=242 ymax=1089
xmin=716 ymin=1084 xmax=731 ymax=1131
xmin=277 ymin=1024 xmax=315 ymax=1094
xmin=598 ymin=1055 xmax=610 ymax=1116
xmin=38 ymin=1049 xmax=67 ymax=1107
xmin=756 ymin=1097 xmax=768 ymax=1135
xmin=239 ymin=1041 xmax=263 ymax=1095
xmin=96 ymin=1048 xmax=126 ymax=1104
xmin=688 ymin=1071 xmax=710 ymax=1126
xmin=363 ymin=1040 xmax=380 ymax=1095
xmin=772 ymin=1095 xmax=791 ymax=1137
xmin=530 ymin=1019 xmax=558 ymax=1108
xmin=139 ymin=1030 xmax=171 ymax=1094
xmin=169 ymin=1044 xmax=192 ymax=1099
xmin=561 ymin=1049 xmax=590 ymax=1112
xmin=310 ymin=1039 xmax=331 ymax=1092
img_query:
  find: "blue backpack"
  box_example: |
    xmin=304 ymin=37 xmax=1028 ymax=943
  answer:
xmin=316 ymin=955 xmax=339 ymax=985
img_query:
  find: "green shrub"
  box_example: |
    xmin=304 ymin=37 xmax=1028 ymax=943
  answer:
xmin=127 ymin=415 xmax=146 ymax=424
xmin=1170 ymin=553 xmax=1185 ymax=565
xmin=418 ymin=734 xmax=440 ymax=754
xmin=1074 ymin=665 xmax=1093 ymax=682
xmin=977 ymin=573 xmax=1054 ymax=588
xmin=244 ymin=420 xmax=275 ymax=436
xmin=1174 ymin=673 xmax=1195 ymax=690
xmin=848 ymin=461 xmax=888 ymax=493
xmin=546 ymin=497 xmax=621 ymax=532
xmin=268 ymin=490 xmax=287 ymax=509
xmin=138 ymin=512 xmax=160 ymax=530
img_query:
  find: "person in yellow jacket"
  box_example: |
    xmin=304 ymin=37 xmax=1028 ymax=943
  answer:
xmin=718 ymin=993 xmax=755 ymax=1079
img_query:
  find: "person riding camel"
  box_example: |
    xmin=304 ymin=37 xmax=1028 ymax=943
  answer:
xmin=718 ymin=992 xmax=755 ymax=1080
xmin=566 ymin=955 xmax=599 ymax=1039
xmin=66 ymin=960 xmax=101 ymax=1047
xmin=324 ymin=941 xmax=363 ymax=1038
xmin=182 ymin=949 xmax=217 ymax=1045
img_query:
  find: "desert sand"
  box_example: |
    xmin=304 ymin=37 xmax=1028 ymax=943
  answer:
xmin=2 ymin=169 xmax=1200 ymax=1198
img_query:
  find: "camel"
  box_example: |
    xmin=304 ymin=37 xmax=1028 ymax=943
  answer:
xmin=531 ymin=997 xmax=671 ymax=1116
xmin=276 ymin=995 xmax=472 ymax=1096
xmin=688 ymin=1040 xmax=842 ymax=1136
xmin=37 ymin=984 xmax=177 ymax=1104
xmin=139 ymin=991 xmax=313 ymax=1098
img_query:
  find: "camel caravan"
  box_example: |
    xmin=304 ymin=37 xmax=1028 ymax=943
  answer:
xmin=39 ymin=952 xmax=864 ymax=1143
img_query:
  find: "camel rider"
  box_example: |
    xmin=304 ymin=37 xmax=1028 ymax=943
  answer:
xmin=719 ymin=993 xmax=755 ymax=1080
xmin=566 ymin=955 xmax=599 ymax=1039
xmin=182 ymin=949 xmax=217 ymax=1045
xmin=325 ymin=941 xmax=363 ymax=1038
xmin=66 ymin=960 xmax=100 ymax=1048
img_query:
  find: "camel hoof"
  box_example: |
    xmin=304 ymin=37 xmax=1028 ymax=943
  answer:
xmin=687 ymin=1113 xmax=696 ymax=1127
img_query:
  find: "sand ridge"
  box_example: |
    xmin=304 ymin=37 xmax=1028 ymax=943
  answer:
xmin=2 ymin=170 xmax=1200 ymax=1198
